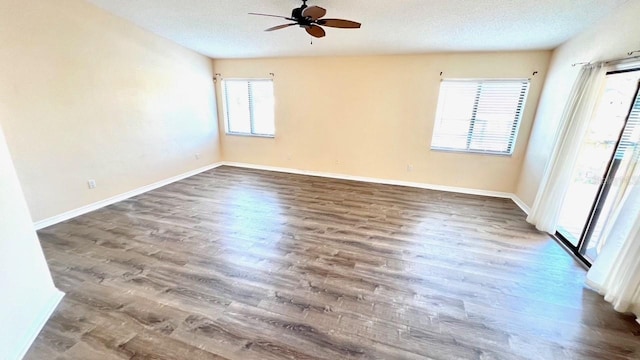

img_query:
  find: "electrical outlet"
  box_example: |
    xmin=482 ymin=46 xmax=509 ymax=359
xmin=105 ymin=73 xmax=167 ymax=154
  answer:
xmin=407 ymin=164 xmax=414 ymax=172
xmin=88 ymin=179 xmax=97 ymax=189
xmin=195 ymin=153 xmax=200 ymax=160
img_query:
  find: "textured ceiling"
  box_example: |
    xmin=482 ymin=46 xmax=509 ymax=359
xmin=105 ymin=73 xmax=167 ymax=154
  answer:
xmin=85 ymin=0 xmax=628 ymax=58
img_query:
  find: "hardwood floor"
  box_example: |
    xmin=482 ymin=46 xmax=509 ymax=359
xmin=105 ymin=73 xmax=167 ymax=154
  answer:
xmin=25 ymin=166 xmax=639 ymax=359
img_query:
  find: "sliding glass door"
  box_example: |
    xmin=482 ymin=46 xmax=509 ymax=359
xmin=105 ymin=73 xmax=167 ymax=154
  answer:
xmin=556 ymin=69 xmax=640 ymax=265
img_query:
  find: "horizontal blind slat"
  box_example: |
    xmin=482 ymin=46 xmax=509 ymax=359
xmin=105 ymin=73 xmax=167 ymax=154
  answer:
xmin=615 ymin=89 xmax=640 ymax=159
xmin=431 ymin=79 xmax=530 ymax=155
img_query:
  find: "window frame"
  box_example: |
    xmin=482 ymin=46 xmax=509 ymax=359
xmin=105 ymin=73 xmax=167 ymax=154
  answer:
xmin=430 ymin=78 xmax=530 ymax=156
xmin=221 ymin=78 xmax=276 ymax=138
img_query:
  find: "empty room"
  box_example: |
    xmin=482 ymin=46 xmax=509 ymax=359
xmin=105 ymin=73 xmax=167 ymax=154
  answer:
xmin=2 ymin=0 xmax=640 ymax=359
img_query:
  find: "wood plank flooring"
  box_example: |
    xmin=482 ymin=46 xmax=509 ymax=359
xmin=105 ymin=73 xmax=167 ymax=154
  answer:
xmin=25 ymin=166 xmax=640 ymax=359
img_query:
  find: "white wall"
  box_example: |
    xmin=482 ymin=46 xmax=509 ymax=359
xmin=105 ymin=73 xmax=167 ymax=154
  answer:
xmin=0 ymin=123 xmax=63 ymax=360
xmin=0 ymin=0 xmax=221 ymax=223
xmin=516 ymin=0 xmax=640 ymax=207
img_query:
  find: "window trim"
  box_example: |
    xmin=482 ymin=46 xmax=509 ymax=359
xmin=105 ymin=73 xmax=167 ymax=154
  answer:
xmin=430 ymin=78 xmax=530 ymax=156
xmin=221 ymin=78 xmax=276 ymax=138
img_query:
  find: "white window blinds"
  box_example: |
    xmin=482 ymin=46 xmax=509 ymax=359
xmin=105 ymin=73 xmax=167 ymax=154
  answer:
xmin=615 ymin=84 xmax=640 ymax=160
xmin=223 ymin=79 xmax=275 ymax=136
xmin=431 ymin=79 xmax=530 ymax=155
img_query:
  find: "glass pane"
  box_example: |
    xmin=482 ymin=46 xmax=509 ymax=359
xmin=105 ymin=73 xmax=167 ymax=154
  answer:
xmin=224 ymin=81 xmax=251 ymax=133
xmin=440 ymin=84 xmax=476 ymax=120
xmin=583 ymin=75 xmax=640 ymax=261
xmin=557 ymin=71 xmax=640 ymax=246
xmin=251 ymin=81 xmax=275 ymax=135
xmin=431 ymin=82 xmax=476 ymax=150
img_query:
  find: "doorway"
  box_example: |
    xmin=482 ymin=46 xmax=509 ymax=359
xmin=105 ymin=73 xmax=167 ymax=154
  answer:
xmin=556 ymin=69 xmax=640 ymax=265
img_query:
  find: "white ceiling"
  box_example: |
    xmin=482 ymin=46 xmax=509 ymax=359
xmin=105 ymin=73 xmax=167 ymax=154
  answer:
xmin=85 ymin=0 xmax=628 ymax=59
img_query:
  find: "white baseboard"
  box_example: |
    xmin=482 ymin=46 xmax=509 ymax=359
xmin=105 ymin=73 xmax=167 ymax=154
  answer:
xmin=510 ymin=194 xmax=531 ymax=215
xmin=222 ymin=162 xmax=515 ymax=199
xmin=34 ymin=163 xmax=224 ymax=230
xmin=13 ymin=288 xmax=64 ymax=360
xmin=34 ymin=161 xmax=532 ymax=230
xmin=222 ymin=162 xmax=533 ymax=215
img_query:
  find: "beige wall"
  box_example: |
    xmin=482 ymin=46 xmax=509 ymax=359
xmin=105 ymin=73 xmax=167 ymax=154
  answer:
xmin=516 ymin=0 xmax=640 ymax=207
xmin=214 ymin=51 xmax=551 ymax=193
xmin=0 ymin=0 xmax=221 ymax=222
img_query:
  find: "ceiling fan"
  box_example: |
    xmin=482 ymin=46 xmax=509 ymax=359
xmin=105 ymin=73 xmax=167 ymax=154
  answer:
xmin=249 ymin=0 xmax=361 ymax=39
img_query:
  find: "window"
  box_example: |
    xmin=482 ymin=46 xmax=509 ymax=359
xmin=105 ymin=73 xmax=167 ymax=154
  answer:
xmin=431 ymin=79 xmax=530 ymax=155
xmin=222 ymin=79 xmax=275 ymax=137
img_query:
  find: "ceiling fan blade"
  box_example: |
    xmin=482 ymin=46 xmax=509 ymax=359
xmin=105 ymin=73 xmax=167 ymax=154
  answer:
xmin=317 ymin=19 xmax=361 ymax=29
xmin=249 ymin=12 xmax=294 ymax=20
xmin=265 ymin=23 xmax=297 ymax=32
xmin=305 ymin=25 xmax=326 ymax=38
xmin=302 ymin=6 xmax=327 ymax=20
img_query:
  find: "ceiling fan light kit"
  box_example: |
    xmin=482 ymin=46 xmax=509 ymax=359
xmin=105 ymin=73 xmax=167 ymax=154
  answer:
xmin=249 ymin=0 xmax=361 ymax=39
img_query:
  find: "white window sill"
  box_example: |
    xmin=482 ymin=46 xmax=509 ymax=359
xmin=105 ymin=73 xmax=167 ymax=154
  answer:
xmin=225 ymin=132 xmax=275 ymax=139
xmin=430 ymin=147 xmax=513 ymax=157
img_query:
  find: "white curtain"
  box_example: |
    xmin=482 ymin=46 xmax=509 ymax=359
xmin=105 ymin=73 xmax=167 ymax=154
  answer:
xmin=586 ymin=153 xmax=640 ymax=321
xmin=527 ymin=64 xmax=606 ymax=232
xmin=586 ymin=119 xmax=640 ymax=321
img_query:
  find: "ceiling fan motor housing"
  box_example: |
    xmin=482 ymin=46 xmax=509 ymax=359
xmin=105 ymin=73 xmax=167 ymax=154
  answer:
xmin=292 ymin=1 xmax=308 ymax=21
